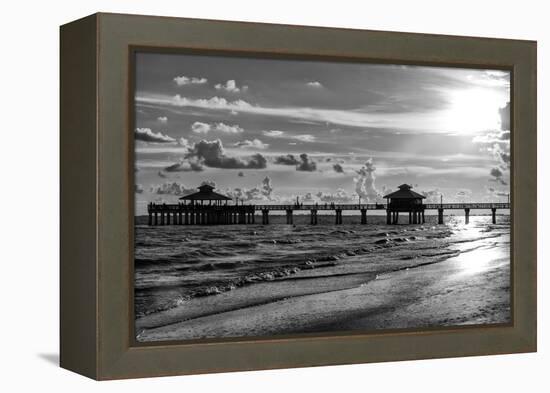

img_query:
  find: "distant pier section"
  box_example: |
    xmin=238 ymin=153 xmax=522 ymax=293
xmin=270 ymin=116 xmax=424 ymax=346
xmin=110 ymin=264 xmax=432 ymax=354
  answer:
xmin=147 ymin=184 xmax=510 ymax=226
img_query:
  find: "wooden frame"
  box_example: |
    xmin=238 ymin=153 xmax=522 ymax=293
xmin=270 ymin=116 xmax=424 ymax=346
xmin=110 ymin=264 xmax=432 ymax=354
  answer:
xmin=60 ymin=12 xmax=537 ymax=380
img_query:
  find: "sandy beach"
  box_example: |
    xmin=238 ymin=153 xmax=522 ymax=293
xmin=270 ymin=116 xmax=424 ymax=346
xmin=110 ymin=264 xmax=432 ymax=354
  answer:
xmin=136 ymin=216 xmax=510 ymax=342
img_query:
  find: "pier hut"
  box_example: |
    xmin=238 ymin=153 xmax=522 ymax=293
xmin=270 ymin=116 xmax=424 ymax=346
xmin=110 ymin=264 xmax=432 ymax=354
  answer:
xmin=383 ymin=184 xmax=426 ymax=225
xmin=147 ymin=184 xmax=255 ymax=226
xmin=179 ymin=184 xmax=232 ymax=206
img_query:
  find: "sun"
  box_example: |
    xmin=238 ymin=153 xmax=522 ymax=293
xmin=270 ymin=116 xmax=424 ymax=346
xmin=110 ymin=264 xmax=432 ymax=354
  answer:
xmin=437 ymin=88 xmax=508 ymax=134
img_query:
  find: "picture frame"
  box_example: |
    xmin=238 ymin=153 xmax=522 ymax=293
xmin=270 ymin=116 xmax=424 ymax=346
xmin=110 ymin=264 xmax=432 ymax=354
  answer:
xmin=60 ymin=12 xmax=537 ymax=380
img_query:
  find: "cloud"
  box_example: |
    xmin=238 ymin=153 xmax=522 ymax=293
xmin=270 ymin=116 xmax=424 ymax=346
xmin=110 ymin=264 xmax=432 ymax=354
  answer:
xmin=178 ymin=137 xmax=191 ymax=149
xmin=273 ymin=153 xmax=317 ymax=171
xmin=191 ymin=122 xmax=211 ymax=134
xmin=354 ymin=158 xmax=380 ymax=202
xmin=490 ymin=167 xmax=507 ymax=185
xmin=487 ymin=186 xmax=509 ymax=198
xmin=294 ymin=134 xmax=316 ymax=142
xmin=274 ymin=154 xmax=300 ymax=165
xmin=316 ymin=189 xmax=355 ymax=203
xmin=164 ymin=160 xmax=204 ymax=172
xmin=263 ymin=130 xmax=284 ymax=138
xmin=233 ymin=139 xmax=269 ymax=149
xmin=215 ymin=79 xmax=247 ymax=93
xmin=417 ymin=188 xmax=442 ymax=203
xmin=173 ymin=75 xmax=208 ymax=85
xmin=150 ymin=182 xmax=197 ymax=196
xmin=262 ymin=130 xmax=316 ymax=142
xmin=332 ymin=163 xmax=345 ymax=173
xmin=455 ymin=189 xmax=472 ymax=201
xmin=490 ymin=143 xmax=510 ymax=169
xmin=472 ymin=101 xmax=511 ymax=186
xmin=157 ymin=170 xmax=167 ymax=178
xmin=135 ymin=183 xmax=144 ymax=194
xmin=307 ymin=81 xmax=323 ymax=87
xmin=296 ymin=153 xmax=317 ymax=171
xmin=185 ymin=139 xmax=267 ymax=169
xmin=200 ymin=179 xmax=217 ymax=188
xmin=191 ymin=121 xmax=243 ymax=134
xmin=157 ymin=116 xmax=168 ymax=123
xmin=472 ymin=130 xmax=510 ymax=144
xmin=214 ymin=123 xmax=244 ymax=134
xmin=135 ymin=128 xmax=175 ymax=143
xmin=224 ymin=176 xmax=275 ymax=202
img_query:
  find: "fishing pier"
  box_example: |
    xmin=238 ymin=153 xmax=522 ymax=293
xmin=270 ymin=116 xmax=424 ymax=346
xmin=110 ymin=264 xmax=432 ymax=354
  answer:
xmin=147 ymin=184 xmax=510 ymax=226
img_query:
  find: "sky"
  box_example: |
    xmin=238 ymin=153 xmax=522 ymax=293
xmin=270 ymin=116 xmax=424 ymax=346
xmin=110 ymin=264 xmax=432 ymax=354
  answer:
xmin=133 ymin=52 xmax=510 ymax=215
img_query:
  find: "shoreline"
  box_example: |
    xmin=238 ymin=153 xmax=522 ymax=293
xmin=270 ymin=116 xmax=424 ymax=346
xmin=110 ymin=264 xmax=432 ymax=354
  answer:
xmin=137 ymin=236 xmax=510 ymax=342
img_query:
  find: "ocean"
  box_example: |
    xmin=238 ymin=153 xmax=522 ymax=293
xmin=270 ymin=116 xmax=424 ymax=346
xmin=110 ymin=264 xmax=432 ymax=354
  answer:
xmin=134 ymin=213 xmax=510 ymax=340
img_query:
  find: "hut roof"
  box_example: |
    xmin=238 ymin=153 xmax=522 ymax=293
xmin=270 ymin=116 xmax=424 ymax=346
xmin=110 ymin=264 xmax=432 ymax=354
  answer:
xmin=383 ymin=184 xmax=426 ymax=199
xmin=179 ymin=184 xmax=232 ymax=201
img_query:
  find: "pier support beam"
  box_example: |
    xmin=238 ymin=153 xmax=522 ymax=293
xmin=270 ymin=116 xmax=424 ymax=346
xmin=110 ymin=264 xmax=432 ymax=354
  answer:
xmin=148 ymin=213 xmax=152 ymax=226
xmin=412 ymin=211 xmax=417 ymax=224
xmin=335 ymin=209 xmax=343 ymax=225
xmin=310 ymin=209 xmax=318 ymax=225
xmin=360 ymin=209 xmax=367 ymax=224
xmin=386 ymin=210 xmax=391 ymax=225
xmin=262 ymin=209 xmax=269 ymax=225
xmin=154 ymin=212 xmax=158 ymax=226
xmin=286 ymin=209 xmax=293 ymax=225
xmin=393 ymin=211 xmax=399 ymax=225
xmin=464 ymin=208 xmax=470 ymax=225
xmin=491 ymin=208 xmax=497 ymax=224
xmin=438 ymin=208 xmax=444 ymax=225
xmin=422 ymin=210 xmax=425 ymax=224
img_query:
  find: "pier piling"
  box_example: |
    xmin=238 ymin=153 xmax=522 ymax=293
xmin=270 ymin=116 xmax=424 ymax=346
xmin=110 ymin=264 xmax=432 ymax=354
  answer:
xmin=360 ymin=209 xmax=367 ymax=224
xmin=465 ymin=208 xmax=470 ymax=224
xmin=491 ymin=208 xmax=497 ymax=224
xmin=438 ymin=208 xmax=444 ymax=225
xmin=262 ymin=209 xmax=269 ymax=225
xmin=286 ymin=209 xmax=293 ymax=225
xmin=335 ymin=209 xmax=343 ymax=225
xmin=310 ymin=209 xmax=318 ymax=225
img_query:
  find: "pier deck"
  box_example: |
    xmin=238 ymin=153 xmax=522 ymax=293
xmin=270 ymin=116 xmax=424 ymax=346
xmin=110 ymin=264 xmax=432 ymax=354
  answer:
xmin=147 ymin=202 xmax=510 ymax=226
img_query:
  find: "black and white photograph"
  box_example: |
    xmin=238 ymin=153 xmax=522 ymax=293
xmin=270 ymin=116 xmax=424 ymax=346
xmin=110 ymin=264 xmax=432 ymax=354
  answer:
xmin=133 ymin=51 xmax=511 ymax=343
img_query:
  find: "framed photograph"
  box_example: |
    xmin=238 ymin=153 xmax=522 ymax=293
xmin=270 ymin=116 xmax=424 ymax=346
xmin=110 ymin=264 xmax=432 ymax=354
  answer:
xmin=60 ymin=13 xmax=537 ymax=380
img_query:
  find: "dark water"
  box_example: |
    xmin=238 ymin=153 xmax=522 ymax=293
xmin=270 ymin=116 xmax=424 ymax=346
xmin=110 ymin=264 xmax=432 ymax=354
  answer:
xmin=134 ymin=214 xmax=510 ymax=319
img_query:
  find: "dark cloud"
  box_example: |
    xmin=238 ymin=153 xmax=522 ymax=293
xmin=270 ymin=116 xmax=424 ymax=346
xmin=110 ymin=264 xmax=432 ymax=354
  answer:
xmin=185 ymin=139 xmax=267 ymax=169
xmin=296 ymin=153 xmax=317 ymax=172
xmin=157 ymin=170 xmax=167 ymax=178
xmin=491 ymin=143 xmax=510 ymax=169
xmin=135 ymin=128 xmax=175 ymax=143
xmin=332 ymin=163 xmax=345 ymax=173
xmin=237 ymin=171 xmax=245 ymax=177
xmin=274 ymin=154 xmax=300 ymax=165
xmin=490 ymin=167 xmax=507 ymax=185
